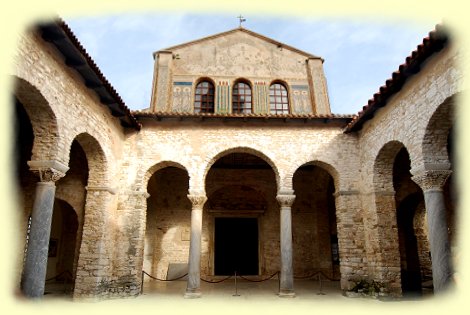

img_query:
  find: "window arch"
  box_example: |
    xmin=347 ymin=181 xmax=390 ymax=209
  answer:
xmin=232 ymin=80 xmax=252 ymax=114
xmin=194 ymin=80 xmax=215 ymax=113
xmin=269 ymin=82 xmax=289 ymax=114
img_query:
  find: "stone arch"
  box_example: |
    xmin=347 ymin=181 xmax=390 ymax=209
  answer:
xmin=144 ymin=162 xmax=191 ymax=280
xmin=202 ymin=147 xmax=280 ymax=193
xmin=71 ymin=132 xmax=122 ymax=298
xmin=203 ymin=147 xmax=279 ymax=277
xmin=291 ymin=160 xmax=340 ymax=279
xmin=290 ymin=160 xmax=340 ymax=193
xmin=13 ymin=76 xmax=61 ymax=163
xmin=143 ymin=160 xmax=191 ymax=189
xmin=373 ymin=140 xmax=408 ymax=192
xmin=420 ymin=94 xmax=455 ymax=168
xmin=371 ymin=141 xmax=423 ymax=295
xmin=68 ymin=133 xmax=109 ymax=187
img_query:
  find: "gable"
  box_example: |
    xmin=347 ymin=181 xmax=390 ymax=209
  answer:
xmin=158 ymin=28 xmax=321 ymax=78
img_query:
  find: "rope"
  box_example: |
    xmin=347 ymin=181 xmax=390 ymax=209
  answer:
xmin=294 ymin=271 xmax=339 ymax=281
xmin=45 ymin=270 xmax=73 ymax=282
xmin=200 ymin=275 xmax=233 ymax=283
xmin=142 ymin=271 xmax=233 ymax=283
xmin=142 ymin=270 xmax=188 ymax=281
xmin=239 ymin=271 xmax=279 ymax=282
xmin=142 ymin=270 xmax=338 ymax=284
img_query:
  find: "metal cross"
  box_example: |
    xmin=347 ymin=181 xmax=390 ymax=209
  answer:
xmin=237 ymin=14 xmax=246 ymax=27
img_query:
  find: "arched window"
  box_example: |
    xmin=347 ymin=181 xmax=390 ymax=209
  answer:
xmin=194 ymin=80 xmax=215 ymax=113
xmin=232 ymin=80 xmax=252 ymax=114
xmin=269 ymin=82 xmax=289 ymax=114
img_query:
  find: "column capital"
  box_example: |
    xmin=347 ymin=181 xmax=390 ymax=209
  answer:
xmin=27 ymin=160 xmax=69 ymax=183
xmin=411 ymin=170 xmax=452 ymax=192
xmin=187 ymin=195 xmax=207 ymax=209
xmin=276 ymin=194 xmax=296 ymax=207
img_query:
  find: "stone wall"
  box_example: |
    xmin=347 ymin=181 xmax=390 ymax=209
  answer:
xmin=356 ymin=43 xmax=462 ymax=295
xmin=13 ymin=30 xmax=134 ymax=299
xmin=116 ymin=118 xmax=364 ymax=292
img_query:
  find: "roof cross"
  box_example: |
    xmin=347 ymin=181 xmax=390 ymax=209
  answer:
xmin=237 ymin=14 xmax=246 ymax=27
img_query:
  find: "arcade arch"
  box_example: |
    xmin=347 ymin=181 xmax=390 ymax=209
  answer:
xmin=143 ymin=164 xmax=191 ymax=280
xmin=204 ymin=152 xmax=278 ymax=277
xmin=291 ymin=162 xmax=339 ymax=280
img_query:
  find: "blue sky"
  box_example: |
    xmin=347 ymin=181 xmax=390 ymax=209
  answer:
xmin=66 ymin=13 xmax=436 ymax=114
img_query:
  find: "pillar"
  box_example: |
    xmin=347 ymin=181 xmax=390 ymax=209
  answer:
xmin=276 ymin=191 xmax=296 ymax=297
xmin=73 ymin=186 xmax=119 ymax=299
xmin=184 ymin=194 xmax=207 ymax=298
xmin=150 ymin=50 xmax=173 ymax=112
xmin=21 ymin=161 xmax=67 ymax=298
xmin=333 ymin=191 xmax=367 ymax=291
xmin=412 ymin=170 xmax=453 ymax=293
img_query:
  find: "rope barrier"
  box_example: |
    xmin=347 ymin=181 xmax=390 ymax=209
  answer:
xmin=141 ymin=268 xmax=338 ymax=295
xmin=293 ymin=270 xmax=339 ymax=281
xmin=142 ymin=270 xmax=338 ymax=283
xmin=142 ymin=270 xmax=189 ymax=282
xmin=45 ymin=270 xmax=73 ymax=282
xmin=200 ymin=275 xmax=233 ymax=283
xmin=239 ymin=271 xmax=279 ymax=282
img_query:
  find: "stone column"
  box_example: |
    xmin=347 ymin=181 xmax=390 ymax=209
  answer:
xmin=184 ymin=194 xmax=207 ymax=298
xmin=21 ymin=161 xmax=67 ymax=298
xmin=276 ymin=192 xmax=296 ymax=297
xmin=412 ymin=170 xmax=453 ymax=293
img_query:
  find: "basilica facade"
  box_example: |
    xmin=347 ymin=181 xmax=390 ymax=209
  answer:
xmin=12 ymin=19 xmax=460 ymax=300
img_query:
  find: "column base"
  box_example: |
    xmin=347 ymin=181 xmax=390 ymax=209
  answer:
xmin=184 ymin=289 xmax=202 ymax=299
xmin=278 ymin=290 xmax=296 ymax=298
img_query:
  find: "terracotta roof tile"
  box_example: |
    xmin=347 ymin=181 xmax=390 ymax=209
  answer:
xmin=39 ymin=19 xmax=141 ymax=130
xmin=344 ymin=24 xmax=449 ymax=133
xmin=133 ymin=110 xmax=353 ymax=121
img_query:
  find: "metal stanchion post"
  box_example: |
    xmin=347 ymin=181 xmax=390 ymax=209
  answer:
xmin=233 ymin=271 xmax=240 ymax=296
xmin=63 ymin=275 xmax=67 ymax=294
xmin=141 ymin=271 xmax=145 ymax=294
xmin=317 ymin=273 xmax=325 ymax=295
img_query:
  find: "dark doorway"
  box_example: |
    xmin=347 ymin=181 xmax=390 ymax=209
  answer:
xmin=397 ymin=194 xmax=423 ymax=296
xmin=214 ymin=218 xmax=258 ymax=276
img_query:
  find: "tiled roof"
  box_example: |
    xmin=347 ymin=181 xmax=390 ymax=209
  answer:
xmin=344 ymin=24 xmax=449 ymax=133
xmin=38 ymin=19 xmax=141 ymax=130
xmin=133 ymin=110 xmax=353 ymax=122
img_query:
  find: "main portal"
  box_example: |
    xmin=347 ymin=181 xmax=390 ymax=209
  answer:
xmin=214 ymin=217 xmax=259 ymax=276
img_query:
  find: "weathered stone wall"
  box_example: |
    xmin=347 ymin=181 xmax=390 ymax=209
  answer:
xmin=358 ymin=45 xmax=461 ymax=189
xmin=117 ymin=118 xmax=364 ymax=292
xmin=151 ymin=30 xmax=331 ymax=115
xmin=356 ymin=44 xmax=463 ymax=295
xmin=13 ymin=30 xmax=133 ymax=299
